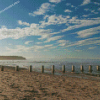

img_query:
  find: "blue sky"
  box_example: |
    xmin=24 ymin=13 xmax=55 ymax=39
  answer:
xmin=0 ymin=0 xmax=100 ymax=61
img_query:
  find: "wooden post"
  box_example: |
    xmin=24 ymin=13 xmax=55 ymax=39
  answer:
xmin=80 ymin=65 xmax=84 ymax=72
xmin=89 ymin=65 xmax=92 ymax=72
xmin=97 ymin=65 xmax=100 ymax=71
xmin=72 ymin=65 xmax=75 ymax=72
xmin=15 ymin=66 xmax=19 ymax=71
xmin=62 ymin=65 xmax=65 ymax=73
xmin=52 ymin=65 xmax=55 ymax=74
xmin=1 ymin=66 xmax=4 ymax=71
xmin=29 ymin=65 xmax=32 ymax=72
xmin=41 ymin=65 xmax=44 ymax=73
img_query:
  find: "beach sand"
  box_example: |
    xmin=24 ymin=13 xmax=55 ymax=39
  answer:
xmin=0 ymin=67 xmax=100 ymax=100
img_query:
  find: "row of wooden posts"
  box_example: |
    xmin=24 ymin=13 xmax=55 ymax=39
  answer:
xmin=30 ymin=65 xmax=100 ymax=73
xmin=1 ymin=65 xmax=100 ymax=73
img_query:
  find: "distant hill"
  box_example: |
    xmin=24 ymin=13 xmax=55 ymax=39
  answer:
xmin=0 ymin=56 xmax=26 ymax=60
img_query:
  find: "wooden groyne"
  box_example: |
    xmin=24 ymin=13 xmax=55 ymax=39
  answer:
xmin=0 ymin=65 xmax=100 ymax=76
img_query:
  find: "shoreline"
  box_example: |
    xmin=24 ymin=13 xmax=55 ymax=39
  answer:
xmin=0 ymin=65 xmax=100 ymax=79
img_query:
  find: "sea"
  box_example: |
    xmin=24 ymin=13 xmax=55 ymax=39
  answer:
xmin=0 ymin=60 xmax=100 ymax=75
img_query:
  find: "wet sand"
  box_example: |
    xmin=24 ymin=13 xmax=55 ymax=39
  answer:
xmin=0 ymin=67 xmax=100 ymax=100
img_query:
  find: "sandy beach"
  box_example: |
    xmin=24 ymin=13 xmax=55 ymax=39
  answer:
xmin=0 ymin=66 xmax=100 ymax=100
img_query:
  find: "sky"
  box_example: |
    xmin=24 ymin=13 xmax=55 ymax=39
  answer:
xmin=0 ymin=0 xmax=100 ymax=62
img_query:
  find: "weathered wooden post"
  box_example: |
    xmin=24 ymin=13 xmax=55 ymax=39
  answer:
xmin=72 ymin=65 xmax=75 ymax=72
xmin=52 ymin=65 xmax=55 ymax=74
xmin=29 ymin=65 xmax=32 ymax=72
xmin=1 ymin=66 xmax=4 ymax=71
xmin=80 ymin=65 xmax=84 ymax=72
xmin=89 ymin=65 xmax=92 ymax=72
xmin=41 ymin=65 xmax=44 ymax=73
xmin=97 ymin=65 xmax=100 ymax=71
xmin=15 ymin=66 xmax=19 ymax=71
xmin=62 ymin=65 xmax=65 ymax=73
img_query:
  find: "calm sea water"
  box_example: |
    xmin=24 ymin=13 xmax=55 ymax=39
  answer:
xmin=0 ymin=60 xmax=100 ymax=75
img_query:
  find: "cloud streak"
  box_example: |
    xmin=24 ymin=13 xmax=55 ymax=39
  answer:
xmin=49 ymin=0 xmax=62 ymax=3
xmin=29 ymin=3 xmax=55 ymax=16
xmin=68 ymin=37 xmax=100 ymax=47
xmin=6 ymin=44 xmax=55 ymax=53
xmin=44 ymin=35 xmax=64 ymax=43
xmin=18 ymin=20 xmax=30 ymax=26
xmin=76 ymin=26 xmax=100 ymax=38
xmin=25 ymin=41 xmax=33 ymax=45
xmin=81 ymin=0 xmax=91 ymax=6
xmin=0 ymin=23 xmax=60 ymax=42
xmin=64 ymin=9 xmax=72 ymax=13
xmin=57 ymin=37 xmax=100 ymax=48
xmin=61 ymin=17 xmax=100 ymax=33
xmin=0 ymin=1 xmax=20 ymax=14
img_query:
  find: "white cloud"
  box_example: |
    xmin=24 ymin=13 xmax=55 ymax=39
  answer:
xmin=29 ymin=3 xmax=55 ymax=16
xmin=40 ymin=15 xmax=70 ymax=27
xmin=64 ymin=9 xmax=72 ymax=13
xmin=40 ymin=15 xmax=100 ymax=34
xmin=76 ymin=26 xmax=100 ymax=38
xmin=1 ymin=25 xmax=7 ymax=28
xmin=44 ymin=35 xmax=64 ymax=43
xmin=25 ymin=41 xmax=33 ymax=45
xmin=0 ymin=21 xmax=62 ymax=43
xmin=66 ymin=37 xmax=100 ymax=47
xmin=38 ymin=34 xmax=52 ymax=40
xmin=94 ymin=2 xmax=100 ymax=5
xmin=61 ymin=17 xmax=100 ymax=32
xmin=18 ymin=20 xmax=30 ymax=26
xmin=6 ymin=44 xmax=55 ymax=54
xmin=81 ymin=0 xmax=91 ymax=6
xmin=84 ymin=8 xmax=90 ymax=12
xmin=44 ymin=44 xmax=53 ymax=47
xmin=66 ymin=3 xmax=71 ymax=6
xmin=84 ymin=8 xmax=98 ymax=14
xmin=90 ymin=10 xmax=98 ymax=14
xmin=88 ymin=47 xmax=96 ymax=49
xmin=75 ymin=50 xmax=82 ymax=52
xmin=2 ymin=39 xmax=100 ymax=60
xmin=98 ymin=8 xmax=100 ymax=11
xmin=66 ymin=3 xmax=76 ymax=8
xmin=57 ymin=40 xmax=68 ymax=43
xmin=57 ymin=40 xmax=69 ymax=46
xmin=56 ymin=37 xmax=100 ymax=48
xmin=0 ymin=24 xmax=52 ymax=40
xmin=6 ymin=45 xmax=43 ymax=53
xmin=36 ymin=42 xmax=42 ymax=44
xmin=6 ymin=45 xmax=32 ymax=53
xmin=33 ymin=45 xmax=44 ymax=50
xmin=8 ymin=44 xmax=12 ymax=45
xmin=49 ymin=0 xmax=61 ymax=3
xmin=4 ymin=44 xmax=59 ymax=60
xmin=82 ymin=14 xmax=90 ymax=17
